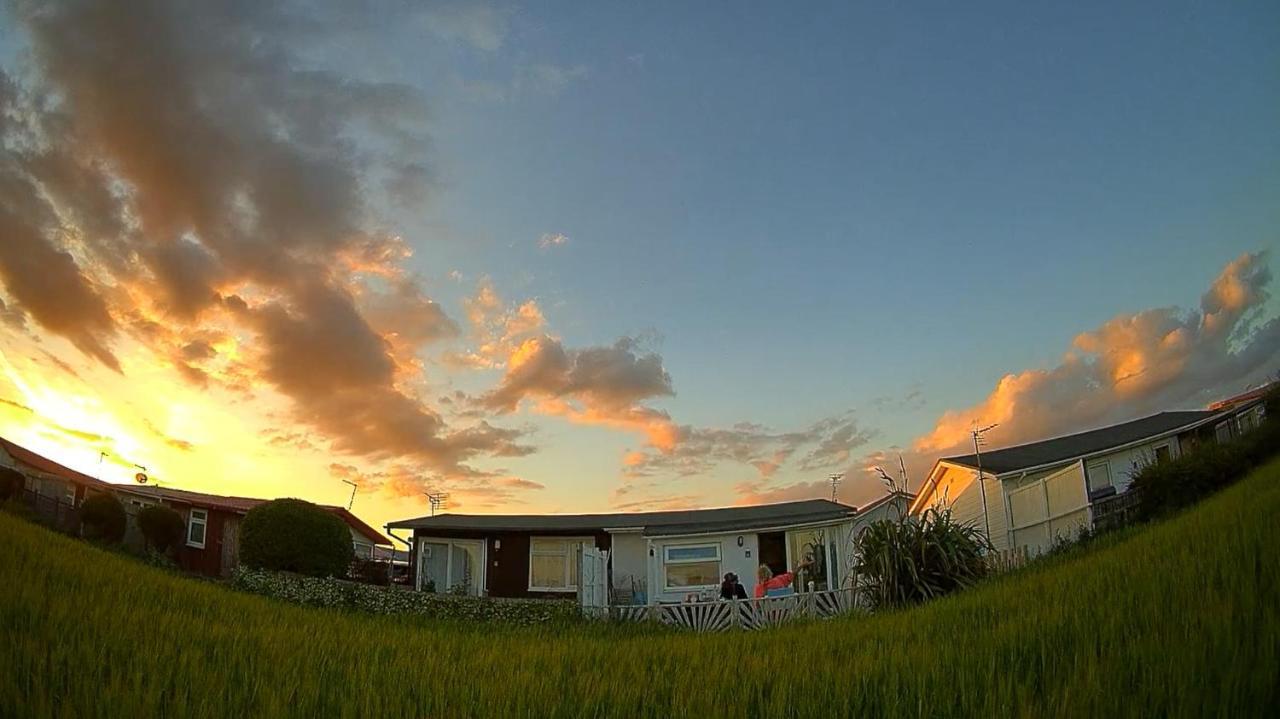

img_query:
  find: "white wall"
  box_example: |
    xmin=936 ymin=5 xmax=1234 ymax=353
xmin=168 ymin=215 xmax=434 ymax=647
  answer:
xmin=926 ymin=465 xmax=1010 ymax=551
xmin=642 ymin=531 xmax=761 ymax=604
xmin=348 ymin=526 xmax=375 ymax=559
xmin=608 ymin=531 xmax=648 ymax=601
xmin=1082 ymin=437 xmax=1182 ymax=494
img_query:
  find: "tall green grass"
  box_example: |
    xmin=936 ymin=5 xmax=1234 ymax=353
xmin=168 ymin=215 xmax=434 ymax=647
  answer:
xmin=4 ymin=459 xmax=1280 ymax=718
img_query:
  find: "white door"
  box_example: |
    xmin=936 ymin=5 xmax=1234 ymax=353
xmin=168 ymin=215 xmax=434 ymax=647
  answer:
xmin=578 ymin=547 xmax=609 ymax=609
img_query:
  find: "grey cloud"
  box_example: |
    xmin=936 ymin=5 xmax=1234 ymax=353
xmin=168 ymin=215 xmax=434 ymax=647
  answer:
xmin=480 ymin=335 xmax=674 ymax=413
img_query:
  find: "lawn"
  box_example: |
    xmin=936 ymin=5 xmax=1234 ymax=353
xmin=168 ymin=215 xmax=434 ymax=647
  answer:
xmin=4 ymin=460 xmax=1279 ymax=718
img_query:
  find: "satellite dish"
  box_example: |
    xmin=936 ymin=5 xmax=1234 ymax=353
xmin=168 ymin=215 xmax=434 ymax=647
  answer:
xmin=135 ymin=472 xmax=149 ymax=484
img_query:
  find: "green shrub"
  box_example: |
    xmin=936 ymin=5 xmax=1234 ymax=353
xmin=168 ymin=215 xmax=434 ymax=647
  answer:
xmin=79 ymin=492 xmax=126 ymax=543
xmin=137 ymin=505 xmax=185 ymax=553
xmin=1263 ymin=382 xmax=1280 ymax=418
xmin=1237 ymin=414 xmax=1280 ymax=467
xmin=852 ymin=505 xmax=990 ymax=609
xmin=1130 ymin=417 xmax=1278 ymax=520
xmin=0 ymin=467 xmax=25 ymax=500
xmin=240 ymin=499 xmax=354 ymax=577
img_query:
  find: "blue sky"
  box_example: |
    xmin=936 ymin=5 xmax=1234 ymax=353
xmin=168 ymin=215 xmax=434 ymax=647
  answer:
xmin=0 ymin=1 xmax=1277 ymax=526
xmin=391 ymin=1 xmax=1279 ymax=498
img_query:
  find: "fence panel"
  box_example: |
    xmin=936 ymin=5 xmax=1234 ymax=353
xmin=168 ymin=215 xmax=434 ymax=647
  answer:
xmin=587 ymin=587 xmax=859 ymax=632
xmin=19 ymin=489 xmax=79 ymax=534
xmin=1092 ymin=490 xmax=1142 ymax=533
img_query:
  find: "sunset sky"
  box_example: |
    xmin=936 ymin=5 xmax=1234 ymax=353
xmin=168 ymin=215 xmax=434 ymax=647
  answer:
xmin=0 ymin=1 xmax=1277 ymax=534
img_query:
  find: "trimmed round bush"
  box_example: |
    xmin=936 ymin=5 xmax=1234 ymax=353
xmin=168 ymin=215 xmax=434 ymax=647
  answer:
xmin=240 ymin=498 xmax=354 ymax=577
xmin=0 ymin=467 xmax=25 ymax=500
xmin=138 ymin=504 xmax=186 ymax=553
xmin=79 ymin=492 xmax=126 ymax=543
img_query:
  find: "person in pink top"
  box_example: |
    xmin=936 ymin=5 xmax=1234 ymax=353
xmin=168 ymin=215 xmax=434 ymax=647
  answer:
xmin=753 ymin=559 xmax=813 ymax=598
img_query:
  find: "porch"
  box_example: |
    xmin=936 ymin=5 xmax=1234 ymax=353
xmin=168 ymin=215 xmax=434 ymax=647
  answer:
xmin=581 ymin=519 xmax=866 ymax=631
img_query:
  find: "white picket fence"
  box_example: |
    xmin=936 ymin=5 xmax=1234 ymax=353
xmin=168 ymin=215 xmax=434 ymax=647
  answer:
xmin=583 ymin=587 xmax=862 ymax=632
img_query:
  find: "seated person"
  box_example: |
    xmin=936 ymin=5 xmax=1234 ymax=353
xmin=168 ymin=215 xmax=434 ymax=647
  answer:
xmin=719 ymin=572 xmax=748 ymax=600
xmin=754 ymin=560 xmax=813 ymax=599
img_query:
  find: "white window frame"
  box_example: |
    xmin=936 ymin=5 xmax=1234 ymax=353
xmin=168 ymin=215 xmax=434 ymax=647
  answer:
xmin=1085 ymin=460 xmax=1112 ymax=494
xmin=186 ymin=508 xmax=208 ymax=549
xmin=1214 ymin=420 xmax=1233 ymax=444
xmin=416 ymin=538 xmax=487 ymax=595
xmin=1152 ymin=443 xmax=1172 ymax=464
xmin=661 ymin=542 xmax=722 ymax=591
xmin=527 ymin=536 xmax=591 ymax=592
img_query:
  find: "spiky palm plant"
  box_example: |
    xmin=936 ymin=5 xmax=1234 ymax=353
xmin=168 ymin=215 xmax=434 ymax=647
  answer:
xmin=852 ymin=506 xmax=991 ymax=609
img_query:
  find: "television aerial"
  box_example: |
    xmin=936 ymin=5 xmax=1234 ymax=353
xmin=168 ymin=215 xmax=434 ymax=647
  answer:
xmin=424 ymin=491 xmax=450 ymax=517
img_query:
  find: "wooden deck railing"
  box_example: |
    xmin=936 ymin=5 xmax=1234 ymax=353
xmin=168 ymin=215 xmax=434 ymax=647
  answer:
xmin=1092 ymin=489 xmax=1143 ymax=533
xmin=584 ymin=587 xmax=862 ymax=631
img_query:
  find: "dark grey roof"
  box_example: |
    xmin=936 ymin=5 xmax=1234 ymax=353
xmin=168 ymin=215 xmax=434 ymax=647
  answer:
xmin=942 ymin=410 xmax=1219 ymax=475
xmin=387 ymin=498 xmax=855 ymax=535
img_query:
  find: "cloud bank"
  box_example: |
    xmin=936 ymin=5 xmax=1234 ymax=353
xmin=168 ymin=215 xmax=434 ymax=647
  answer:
xmin=738 ymin=252 xmax=1280 ymax=507
xmin=0 ymin=0 xmax=537 ymax=502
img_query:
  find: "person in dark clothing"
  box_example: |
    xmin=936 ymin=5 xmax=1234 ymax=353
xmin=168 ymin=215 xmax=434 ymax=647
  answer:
xmin=720 ymin=572 xmax=748 ymax=600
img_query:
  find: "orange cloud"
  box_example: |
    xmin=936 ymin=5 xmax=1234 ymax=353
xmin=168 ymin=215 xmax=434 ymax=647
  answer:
xmin=916 ymin=251 xmax=1277 ymax=456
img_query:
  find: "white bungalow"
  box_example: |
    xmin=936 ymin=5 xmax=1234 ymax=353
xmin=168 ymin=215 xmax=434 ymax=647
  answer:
xmin=910 ymin=400 xmax=1267 ymax=556
xmin=386 ymin=492 xmax=913 ymax=605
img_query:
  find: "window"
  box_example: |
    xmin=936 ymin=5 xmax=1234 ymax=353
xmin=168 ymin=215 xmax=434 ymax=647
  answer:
xmin=528 ymin=537 xmax=585 ymax=592
xmin=1086 ymin=461 xmax=1113 ymax=494
xmin=419 ymin=539 xmax=484 ymax=596
xmin=787 ymin=529 xmax=831 ymax=591
xmin=1215 ymin=421 xmax=1233 ymax=445
xmin=1153 ymin=445 xmax=1171 ymax=464
xmin=1239 ymin=407 xmax=1263 ymax=433
xmin=186 ymin=508 xmax=208 ymax=549
xmin=662 ymin=543 xmax=721 ymax=590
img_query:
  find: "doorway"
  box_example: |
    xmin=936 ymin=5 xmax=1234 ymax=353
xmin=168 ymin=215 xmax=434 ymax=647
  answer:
xmin=757 ymin=531 xmax=787 ymax=577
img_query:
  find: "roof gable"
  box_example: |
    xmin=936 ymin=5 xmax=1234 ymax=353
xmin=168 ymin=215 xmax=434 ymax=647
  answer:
xmin=0 ymin=437 xmax=110 ymax=488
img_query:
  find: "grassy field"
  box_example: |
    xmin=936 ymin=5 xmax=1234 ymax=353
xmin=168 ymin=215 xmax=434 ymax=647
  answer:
xmin=4 ymin=461 xmax=1279 ymax=718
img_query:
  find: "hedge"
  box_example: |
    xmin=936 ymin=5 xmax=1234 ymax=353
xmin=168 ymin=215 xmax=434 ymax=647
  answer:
xmin=1130 ymin=412 xmax=1280 ymax=520
xmin=240 ymin=498 xmax=354 ymax=577
xmin=229 ymin=567 xmax=582 ymax=626
xmin=137 ymin=505 xmax=186 ymax=553
xmin=79 ymin=492 xmax=126 ymax=543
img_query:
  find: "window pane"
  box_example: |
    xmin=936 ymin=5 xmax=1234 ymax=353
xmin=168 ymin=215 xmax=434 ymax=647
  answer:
xmin=449 ymin=543 xmax=480 ymax=595
xmin=530 ymin=554 xmax=567 ymax=588
xmin=188 ymin=521 xmax=205 ymax=545
xmin=531 ymin=537 xmax=569 ymax=553
xmin=665 ymin=545 xmax=718 ymax=562
xmin=665 ymin=560 xmax=719 ymax=589
xmin=420 ymin=542 xmax=448 ymax=592
xmin=1086 ymin=462 xmax=1112 ymax=492
xmin=788 ymin=530 xmax=828 ymax=591
xmin=1215 ymin=422 xmax=1232 ymax=444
